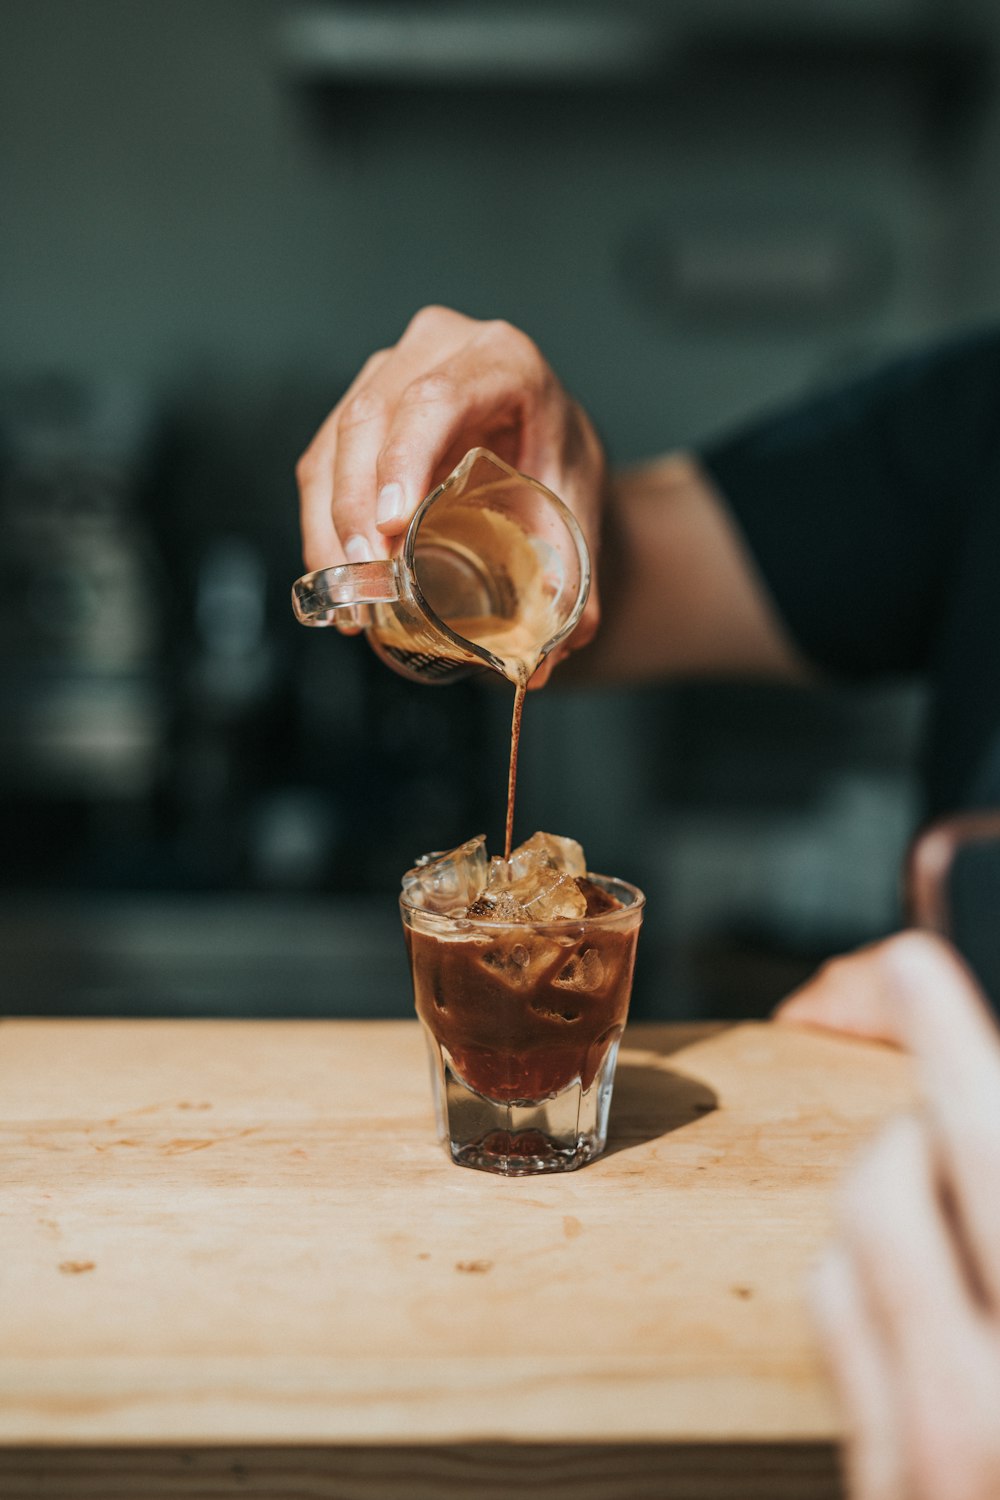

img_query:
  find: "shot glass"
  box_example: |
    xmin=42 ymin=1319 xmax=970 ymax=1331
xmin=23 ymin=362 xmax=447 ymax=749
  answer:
xmin=401 ymin=876 xmax=644 ymax=1176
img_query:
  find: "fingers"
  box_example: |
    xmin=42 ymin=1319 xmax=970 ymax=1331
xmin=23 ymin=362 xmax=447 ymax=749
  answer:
xmin=810 ymin=1247 xmax=902 ymax=1500
xmin=331 ymin=383 xmax=392 ymax=563
xmin=778 ymin=929 xmax=1000 ymax=1312
xmin=296 ymin=307 xmax=607 ymax=673
xmin=773 ymin=942 xmax=907 ymax=1047
xmin=298 ymin=347 xmax=391 ymax=572
xmin=797 ymin=934 xmax=1000 ymax=1497
xmin=297 ymin=311 xmax=556 ymax=569
xmin=365 ymin=305 xmax=482 ymax=542
xmin=773 ymin=928 xmax=999 ymax=1062
xmin=297 ymin=444 xmax=342 ymax=574
xmin=297 ymin=309 xmax=476 ymax=567
xmin=879 ymin=932 xmax=1000 ymax=1311
xmin=816 ymin=1114 xmax=997 ymax=1500
xmin=841 ymin=1116 xmax=982 ymax=1375
xmin=370 ymin=321 xmax=551 ymax=526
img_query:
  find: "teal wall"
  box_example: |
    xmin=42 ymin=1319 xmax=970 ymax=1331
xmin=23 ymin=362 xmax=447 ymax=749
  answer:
xmin=4 ymin=0 xmax=990 ymax=461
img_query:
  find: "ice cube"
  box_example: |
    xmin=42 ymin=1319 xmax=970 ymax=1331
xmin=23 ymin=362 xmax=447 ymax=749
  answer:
xmin=553 ymin=946 xmax=605 ymax=991
xmin=500 ymin=848 xmax=549 ymax=900
xmin=410 ymin=831 xmax=589 ymax=923
xmin=401 ymin=834 xmax=487 ymax=915
xmin=475 ymin=930 xmax=563 ymax=989
xmin=467 ymin=890 xmax=529 ymax=923
xmin=485 ymin=842 xmax=587 ymax=922
xmin=522 ymin=873 xmax=587 ymax=921
xmin=510 ymin=831 xmax=586 ymax=880
xmin=485 ymin=855 xmax=514 ymax=893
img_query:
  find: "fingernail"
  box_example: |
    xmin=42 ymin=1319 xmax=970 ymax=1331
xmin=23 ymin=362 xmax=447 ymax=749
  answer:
xmin=344 ymin=534 xmax=374 ymax=564
xmin=376 ymin=481 xmax=406 ymax=527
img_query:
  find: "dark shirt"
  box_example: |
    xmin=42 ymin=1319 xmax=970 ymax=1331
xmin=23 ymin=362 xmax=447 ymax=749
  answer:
xmin=700 ymin=326 xmax=1000 ymax=817
xmin=699 ymin=328 xmax=1000 ymax=1001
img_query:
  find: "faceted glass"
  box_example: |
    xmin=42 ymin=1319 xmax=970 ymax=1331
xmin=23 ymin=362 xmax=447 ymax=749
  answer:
xmin=402 ymin=874 xmax=644 ymax=1175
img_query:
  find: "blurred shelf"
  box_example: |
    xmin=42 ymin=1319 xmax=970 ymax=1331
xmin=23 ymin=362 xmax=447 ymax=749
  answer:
xmin=280 ymin=1 xmax=987 ymax=117
xmin=281 ymin=5 xmax=664 ymax=86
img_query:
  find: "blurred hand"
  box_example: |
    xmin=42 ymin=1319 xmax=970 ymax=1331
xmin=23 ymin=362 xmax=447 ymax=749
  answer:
xmin=779 ymin=933 xmax=1000 ymax=1500
xmin=296 ymin=305 xmax=607 ymax=681
xmin=773 ymin=937 xmax=913 ymax=1046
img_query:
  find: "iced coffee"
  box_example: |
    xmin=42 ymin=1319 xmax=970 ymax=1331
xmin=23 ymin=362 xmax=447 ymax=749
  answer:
xmin=401 ymin=831 xmax=645 ymax=1175
xmin=292 ymin=446 xmax=642 ymax=1172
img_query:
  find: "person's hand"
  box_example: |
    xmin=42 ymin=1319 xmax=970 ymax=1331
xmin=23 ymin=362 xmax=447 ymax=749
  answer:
xmin=296 ymin=305 xmax=607 ymax=681
xmin=782 ymin=933 xmax=1000 ymax=1499
xmin=773 ymin=937 xmax=912 ymax=1046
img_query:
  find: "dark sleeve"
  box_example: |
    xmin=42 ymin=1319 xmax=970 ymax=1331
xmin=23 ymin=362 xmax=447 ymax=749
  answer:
xmin=699 ymin=327 xmax=1000 ymax=679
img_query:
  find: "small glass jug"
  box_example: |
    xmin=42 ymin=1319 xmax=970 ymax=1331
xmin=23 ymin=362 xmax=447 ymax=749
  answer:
xmin=291 ymin=447 xmax=590 ymax=684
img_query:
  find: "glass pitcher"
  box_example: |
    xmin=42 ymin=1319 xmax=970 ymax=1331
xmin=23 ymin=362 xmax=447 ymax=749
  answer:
xmin=291 ymin=447 xmax=590 ymax=684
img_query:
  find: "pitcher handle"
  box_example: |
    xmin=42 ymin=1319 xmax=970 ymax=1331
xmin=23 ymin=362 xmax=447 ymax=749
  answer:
xmin=905 ymin=811 xmax=1000 ymax=936
xmin=291 ymin=559 xmax=400 ymax=627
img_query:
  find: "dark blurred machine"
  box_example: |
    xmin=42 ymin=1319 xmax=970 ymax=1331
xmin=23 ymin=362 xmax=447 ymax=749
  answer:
xmin=0 ymin=376 xmax=168 ymax=888
xmin=0 ymin=373 xmax=497 ymax=1016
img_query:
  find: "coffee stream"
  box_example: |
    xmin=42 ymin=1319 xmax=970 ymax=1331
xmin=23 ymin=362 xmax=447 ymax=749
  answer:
xmin=505 ymin=677 xmax=526 ymax=861
xmin=439 ymin=616 xmax=544 ymax=862
xmin=411 ymin=502 xmax=555 ymax=857
xmin=453 ymin=638 xmax=531 ymax=861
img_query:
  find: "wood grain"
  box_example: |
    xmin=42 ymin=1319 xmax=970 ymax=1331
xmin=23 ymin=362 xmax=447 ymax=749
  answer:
xmin=0 ymin=1018 xmax=914 ymax=1490
xmin=0 ymin=1442 xmax=842 ymax=1500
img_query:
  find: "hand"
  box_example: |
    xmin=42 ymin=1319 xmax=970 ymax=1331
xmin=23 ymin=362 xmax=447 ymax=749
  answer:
xmin=773 ymin=937 xmax=913 ymax=1046
xmin=784 ymin=933 xmax=1000 ymax=1500
xmin=296 ymin=305 xmax=607 ymax=680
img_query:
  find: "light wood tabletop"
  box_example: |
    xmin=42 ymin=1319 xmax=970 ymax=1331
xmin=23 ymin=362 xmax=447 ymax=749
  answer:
xmin=1 ymin=1017 xmax=915 ymax=1499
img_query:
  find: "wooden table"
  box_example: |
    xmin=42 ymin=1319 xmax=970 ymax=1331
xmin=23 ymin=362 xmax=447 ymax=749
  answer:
xmin=1 ymin=1018 xmax=915 ymax=1499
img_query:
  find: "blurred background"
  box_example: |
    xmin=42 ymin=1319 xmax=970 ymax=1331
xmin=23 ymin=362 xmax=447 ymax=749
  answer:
xmin=1 ymin=0 xmax=996 ymax=1020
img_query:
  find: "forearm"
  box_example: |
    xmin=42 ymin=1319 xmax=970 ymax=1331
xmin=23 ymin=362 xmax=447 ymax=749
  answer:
xmin=567 ymin=452 xmax=810 ymax=685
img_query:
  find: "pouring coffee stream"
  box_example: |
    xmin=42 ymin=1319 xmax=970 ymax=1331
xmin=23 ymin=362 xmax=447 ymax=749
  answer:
xmin=292 ymin=447 xmax=590 ymax=858
xmin=421 ymin=592 xmax=540 ymax=859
